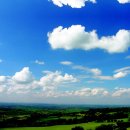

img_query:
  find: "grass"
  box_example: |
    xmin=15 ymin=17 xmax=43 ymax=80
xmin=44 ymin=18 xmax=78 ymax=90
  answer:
xmin=1 ymin=122 xmax=114 ymax=130
xmin=117 ymin=118 xmax=128 ymax=122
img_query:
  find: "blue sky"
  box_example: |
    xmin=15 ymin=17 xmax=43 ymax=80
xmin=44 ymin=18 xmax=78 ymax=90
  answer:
xmin=0 ymin=0 xmax=130 ymax=104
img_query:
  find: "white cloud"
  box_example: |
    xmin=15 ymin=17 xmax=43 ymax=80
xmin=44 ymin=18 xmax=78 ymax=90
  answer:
xmin=0 ymin=76 xmax=7 ymax=83
xmin=95 ymin=71 xmax=127 ymax=80
xmin=112 ymin=88 xmax=130 ymax=97
xmin=72 ymin=65 xmax=102 ymax=76
xmin=1 ymin=67 xmax=130 ymax=99
xmin=56 ymin=87 xmax=130 ymax=98
xmin=39 ymin=71 xmax=77 ymax=91
xmin=117 ymin=0 xmax=130 ymax=4
xmin=50 ymin=0 xmax=130 ymax=8
xmin=113 ymin=66 xmax=130 ymax=79
xmin=67 ymin=88 xmax=109 ymax=97
xmin=0 ymin=76 xmax=11 ymax=93
xmin=4 ymin=67 xmax=35 ymax=94
xmin=90 ymin=68 xmax=102 ymax=76
xmin=91 ymin=88 xmax=109 ymax=96
xmin=73 ymin=65 xmax=88 ymax=71
xmin=95 ymin=71 xmax=128 ymax=80
xmin=35 ymin=60 xmax=45 ymax=65
xmin=12 ymin=67 xmax=34 ymax=84
xmin=60 ymin=61 xmax=73 ymax=65
xmin=0 ymin=67 xmax=78 ymax=95
xmin=72 ymin=64 xmax=128 ymax=80
xmin=50 ymin=0 xmax=96 ymax=8
xmin=113 ymin=72 xmax=127 ymax=79
xmin=115 ymin=66 xmax=130 ymax=73
xmin=95 ymin=75 xmax=114 ymax=80
xmin=7 ymin=84 xmax=32 ymax=94
xmin=48 ymin=25 xmax=130 ymax=53
xmin=39 ymin=87 xmax=109 ymax=97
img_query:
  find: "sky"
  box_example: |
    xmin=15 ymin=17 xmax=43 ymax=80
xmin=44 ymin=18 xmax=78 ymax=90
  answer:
xmin=0 ymin=0 xmax=130 ymax=104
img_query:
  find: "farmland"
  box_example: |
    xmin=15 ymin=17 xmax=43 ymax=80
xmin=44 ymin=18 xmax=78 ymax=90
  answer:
xmin=0 ymin=104 xmax=130 ymax=130
xmin=1 ymin=122 xmax=115 ymax=130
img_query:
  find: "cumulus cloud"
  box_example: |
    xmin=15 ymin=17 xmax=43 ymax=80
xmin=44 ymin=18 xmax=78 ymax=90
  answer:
xmin=37 ymin=87 xmax=109 ymax=97
xmin=48 ymin=25 xmax=130 ymax=53
xmin=95 ymin=71 xmax=128 ymax=80
xmin=117 ymin=0 xmax=130 ymax=4
xmin=50 ymin=0 xmax=130 ymax=8
xmin=50 ymin=0 xmax=96 ymax=8
xmin=1 ymin=67 xmax=130 ymax=99
xmin=35 ymin=60 xmax=45 ymax=65
xmin=0 ymin=67 xmax=78 ymax=95
xmin=73 ymin=88 xmax=109 ymax=96
xmin=60 ymin=61 xmax=73 ymax=65
xmin=12 ymin=67 xmax=34 ymax=84
xmin=95 ymin=70 xmax=128 ymax=80
xmin=113 ymin=66 xmax=130 ymax=79
xmin=113 ymin=72 xmax=127 ymax=79
xmin=39 ymin=71 xmax=77 ymax=91
xmin=62 ymin=87 xmax=130 ymax=98
xmin=0 ymin=76 xmax=7 ymax=83
xmin=112 ymin=88 xmax=130 ymax=97
xmin=91 ymin=68 xmax=102 ymax=76
xmin=7 ymin=84 xmax=32 ymax=94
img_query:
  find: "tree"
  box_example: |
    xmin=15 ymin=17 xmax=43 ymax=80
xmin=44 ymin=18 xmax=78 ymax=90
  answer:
xmin=95 ymin=124 xmax=115 ymax=130
xmin=71 ymin=126 xmax=84 ymax=130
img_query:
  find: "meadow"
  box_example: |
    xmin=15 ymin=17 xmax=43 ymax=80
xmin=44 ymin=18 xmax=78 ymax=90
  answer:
xmin=1 ymin=122 xmax=114 ymax=130
xmin=0 ymin=104 xmax=130 ymax=130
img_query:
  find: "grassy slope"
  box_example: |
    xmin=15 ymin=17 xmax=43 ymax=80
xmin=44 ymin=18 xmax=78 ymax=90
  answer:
xmin=2 ymin=122 xmax=114 ymax=130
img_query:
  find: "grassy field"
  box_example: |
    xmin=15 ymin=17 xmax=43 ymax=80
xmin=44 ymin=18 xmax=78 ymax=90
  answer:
xmin=1 ymin=122 xmax=114 ymax=130
xmin=117 ymin=118 xmax=128 ymax=122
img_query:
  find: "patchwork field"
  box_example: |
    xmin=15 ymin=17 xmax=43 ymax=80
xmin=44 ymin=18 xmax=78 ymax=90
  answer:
xmin=1 ymin=122 xmax=114 ymax=130
xmin=0 ymin=105 xmax=130 ymax=130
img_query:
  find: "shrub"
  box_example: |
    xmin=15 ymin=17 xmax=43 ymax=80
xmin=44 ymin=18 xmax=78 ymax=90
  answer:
xmin=95 ymin=124 xmax=115 ymax=130
xmin=71 ymin=126 xmax=84 ymax=130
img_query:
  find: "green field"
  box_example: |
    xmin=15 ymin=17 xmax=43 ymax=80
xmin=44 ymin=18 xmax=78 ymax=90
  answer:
xmin=0 ymin=106 xmax=130 ymax=130
xmin=1 ymin=122 xmax=114 ymax=130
